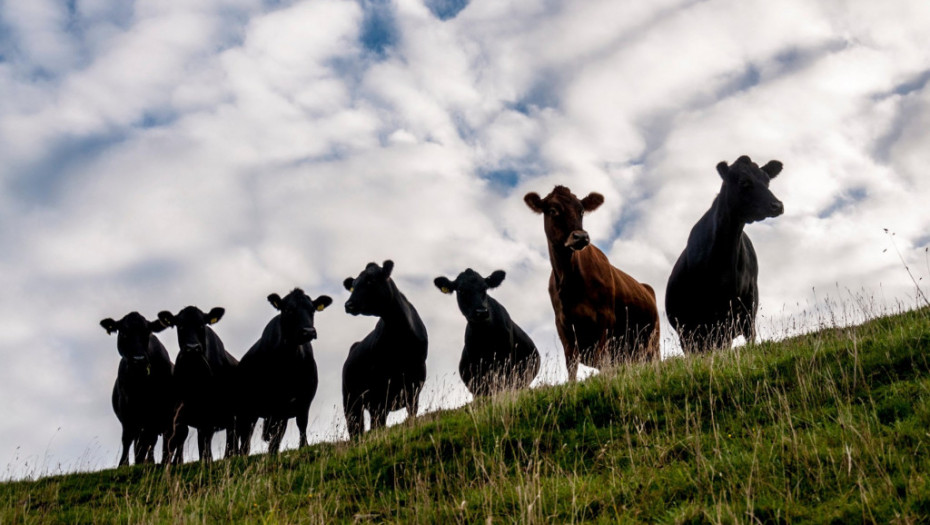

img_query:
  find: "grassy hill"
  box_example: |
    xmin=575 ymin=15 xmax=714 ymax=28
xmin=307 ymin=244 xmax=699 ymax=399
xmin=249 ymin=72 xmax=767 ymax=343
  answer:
xmin=3 ymin=307 xmax=930 ymax=523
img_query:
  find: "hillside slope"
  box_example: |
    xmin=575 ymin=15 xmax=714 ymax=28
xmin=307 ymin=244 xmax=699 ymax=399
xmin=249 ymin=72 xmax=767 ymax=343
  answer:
xmin=3 ymin=307 xmax=930 ymax=523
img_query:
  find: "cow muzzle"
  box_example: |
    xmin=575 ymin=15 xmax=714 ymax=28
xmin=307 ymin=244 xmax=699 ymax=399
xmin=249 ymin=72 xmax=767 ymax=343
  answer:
xmin=565 ymin=230 xmax=590 ymax=251
xmin=301 ymin=327 xmax=317 ymax=341
xmin=770 ymin=199 xmax=784 ymax=217
xmin=469 ymin=308 xmax=490 ymax=322
xmin=344 ymin=300 xmax=358 ymax=315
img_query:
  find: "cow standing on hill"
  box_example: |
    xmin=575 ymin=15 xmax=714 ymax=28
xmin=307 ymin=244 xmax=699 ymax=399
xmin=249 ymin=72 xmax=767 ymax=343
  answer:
xmin=342 ymin=260 xmax=428 ymax=438
xmin=434 ymin=268 xmax=540 ymax=397
xmin=100 ymin=313 xmax=175 ymax=466
xmin=666 ymin=155 xmax=784 ymax=354
xmin=158 ymin=306 xmax=238 ymax=463
xmin=236 ymin=289 xmax=331 ymax=454
xmin=525 ymin=186 xmax=660 ymax=380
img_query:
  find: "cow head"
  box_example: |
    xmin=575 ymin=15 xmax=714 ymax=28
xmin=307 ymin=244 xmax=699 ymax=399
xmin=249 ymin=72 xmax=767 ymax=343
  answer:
xmin=717 ymin=155 xmax=784 ymax=223
xmin=100 ymin=312 xmax=167 ymax=375
xmin=434 ymin=268 xmax=506 ymax=323
xmin=267 ymin=289 xmax=332 ymax=345
xmin=343 ymin=260 xmax=395 ymax=317
xmin=525 ymin=186 xmax=604 ymax=252
xmin=157 ymin=306 xmax=224 ymax=356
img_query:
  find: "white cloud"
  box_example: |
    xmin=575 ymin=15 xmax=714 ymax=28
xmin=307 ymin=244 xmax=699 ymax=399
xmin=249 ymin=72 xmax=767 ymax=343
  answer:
xmin=1 ymin=0 xmax=930 ymax=477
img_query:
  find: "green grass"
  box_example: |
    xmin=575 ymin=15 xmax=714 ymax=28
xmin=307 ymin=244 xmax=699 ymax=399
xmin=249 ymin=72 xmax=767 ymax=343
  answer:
xmin=4 ymin=307 xmax=930 ymax=523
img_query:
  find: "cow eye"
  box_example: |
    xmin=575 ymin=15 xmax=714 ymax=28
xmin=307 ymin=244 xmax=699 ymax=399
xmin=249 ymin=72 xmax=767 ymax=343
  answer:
xmin=547 ymin=208 xmax=559 ymax=217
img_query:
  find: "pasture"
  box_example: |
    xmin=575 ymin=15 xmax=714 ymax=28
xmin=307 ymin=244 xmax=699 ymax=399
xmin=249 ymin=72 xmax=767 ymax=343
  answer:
xmin=3 ymin=305 xmax=929 ymax=523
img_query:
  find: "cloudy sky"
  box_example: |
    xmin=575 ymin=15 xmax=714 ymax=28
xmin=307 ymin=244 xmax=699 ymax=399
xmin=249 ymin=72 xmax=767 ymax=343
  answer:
xmin=2 ymin=0 xmax=929 ymax=478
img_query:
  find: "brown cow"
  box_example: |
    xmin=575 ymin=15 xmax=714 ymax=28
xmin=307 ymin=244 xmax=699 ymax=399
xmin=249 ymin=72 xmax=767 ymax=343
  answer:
xmin=525 ymin=186 xmax=660 ymax=380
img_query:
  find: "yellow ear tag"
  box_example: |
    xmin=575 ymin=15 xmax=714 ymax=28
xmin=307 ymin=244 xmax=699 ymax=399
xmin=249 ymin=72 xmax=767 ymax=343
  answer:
xmin=209 ymin=318 xmax=219 ymax=325
xmin=316 ymin=304 xmax=326 ymax=312
xmin=441 ymin=287 xmax=451 ymax=294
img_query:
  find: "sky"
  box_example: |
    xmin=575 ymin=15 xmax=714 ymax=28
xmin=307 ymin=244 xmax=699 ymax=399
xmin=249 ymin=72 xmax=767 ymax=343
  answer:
xmin=1 ymin=0 xmax=929 ymax=479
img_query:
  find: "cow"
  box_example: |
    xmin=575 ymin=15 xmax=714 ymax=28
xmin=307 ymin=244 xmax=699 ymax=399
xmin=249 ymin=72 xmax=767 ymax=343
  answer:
xmin=342 ymin=260 xmax=428 ymax=438
xmin=157 ymin=306 xmax=238 ymax=463
xmin=100 ymin=312 xmax=174 ymax=466
xmin=434 ymin=268 xmax=540 ymax=397
xmin=525 ymin=186 xmax=660 ymax=380
xmin=235 ymin=289 xmax=331 ymax=455
xmin=665 ymin=155 xmax=784 ymax=354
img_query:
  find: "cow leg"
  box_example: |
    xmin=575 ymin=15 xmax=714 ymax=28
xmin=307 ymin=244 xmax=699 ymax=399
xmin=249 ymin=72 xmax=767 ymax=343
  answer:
xmin=267 ymin=419 xmax=286 ymax=454
xmin=344 ymin=394 xmax=365 ymax=439
xmin=119 ymin=426 xmax=134 ymax=466
xmin=198 ymin=428 xmax=214 ymax=462
xmin=137 ymin=429 xmax=157 ymax=464
xmin=160 ymin=432 xmax=170 ymax=466
xmin=296 ymin=409 xmax=309 ymax=449
xmin=223 ymin=425 xmax=237 ymax=458
xmin=236 ymin=416 xmax=256 ymax=456
xmin=556 ymin=321 xmax=580 ymax=381
xmin=169 ymin=424 xmax=188 ymax=464
xmin=370 ymin=403 xmax=388 ymax=431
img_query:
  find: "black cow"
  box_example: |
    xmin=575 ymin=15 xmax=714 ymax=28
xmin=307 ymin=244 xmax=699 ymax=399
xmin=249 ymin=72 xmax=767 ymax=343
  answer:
xmin=342 ymin=260 xmax=428 ymax=438
xmin=236 ymin=289 xmax=331 ymax=454
xmin=157 ymin=306 xmax=238 ymax=463
xmin=100 ymin=313 xmax=174 ymax=466
xmin=434 ymin=269 xmax=540 ymax=397
xmin=666 ymin=155 xmax=784 ymax=353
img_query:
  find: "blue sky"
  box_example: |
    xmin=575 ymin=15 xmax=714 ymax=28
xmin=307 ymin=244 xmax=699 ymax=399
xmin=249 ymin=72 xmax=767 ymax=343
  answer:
xmin=1 ymin=0 xmax=929 ymax=478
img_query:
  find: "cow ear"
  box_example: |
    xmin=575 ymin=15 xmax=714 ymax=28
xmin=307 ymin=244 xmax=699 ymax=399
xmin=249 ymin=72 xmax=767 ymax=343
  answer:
xmin=268 ymin=293 xmax=283 ymax=310
xmin=343 ymin=278 xmax=355 ymax=292
xmin=381 ymin=260 xmax=394 ymax=279
xmin=148 ymin=318 xmax=169 ymax=333
xmin=313 ymin=296 xmax=333 ymax=311
xmin=761 ymin=160 xmax=783 ymax=179
xmin=485 ymin=270 xmax=506 ymax=289
xmin=100 ymin=318 xmax=118 ymax=335
xmin=716 ymin=161 xmax=731 ymax=181
xmin=157 ymin=311 xmax=175 ymax=328
xmin=207 ymin=307 xmax=225 ymax=325
xmin=581 ymin=193 xmax=604 ymax=212
xmin=524 ymin=192 xmax=545 ymax=214
xmin=434 ymin=276 xmax=455 ymax=294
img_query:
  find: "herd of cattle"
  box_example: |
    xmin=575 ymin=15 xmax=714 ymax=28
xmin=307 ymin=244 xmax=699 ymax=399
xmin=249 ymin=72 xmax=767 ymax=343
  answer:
xmin=102 ymin=155 xmax=784 ymax=466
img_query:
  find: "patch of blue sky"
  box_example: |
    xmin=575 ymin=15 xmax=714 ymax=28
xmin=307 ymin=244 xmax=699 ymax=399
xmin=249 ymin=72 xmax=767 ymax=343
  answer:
xmin=478 ymin=154 xmax=546 ymax=195
xmin=771 ymin=39 xmax=849 ymax=73
xmin=113 ymin=258 xmax=182 ymax=285
xmin=608 ymin=189 xmax=655 ymax=242
xmin=506 ymin=73 xmax=561 ymax=115
xmin=134 ymin=110 xmax=177 ymax=130
xmin=892 ymin=70 xmax=930 ymax=97
xmin=713 ymin=64 xmax=761 ymax=100
xmin=424 ymin=0 xmax=470 ymax=21
xmin=8 ymin=131 xmax=127 ymax=208
xmin=870 ymin=69 xmax=930 ymax=104
xmin=479 ymin=168 xmax=520 ymax=191
xmin=359 ymin=0 xmax=399 ymax=58
xmin=818 ymin=187 xmax=867 ymax=219
xmin=872 ymin=71 xmax=930 ymax=163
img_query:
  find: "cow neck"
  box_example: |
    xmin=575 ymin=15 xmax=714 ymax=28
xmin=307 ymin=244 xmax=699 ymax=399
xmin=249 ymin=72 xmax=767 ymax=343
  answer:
xmin=709 ymin=192 xmax=747 ymax=270
xmin=379 ymin=280 xmax=413 ymax=328
xmin=272 ymin=316 xmax=302 ymax=354
xmin=546 ymin=240 xmax=576 ymax=287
